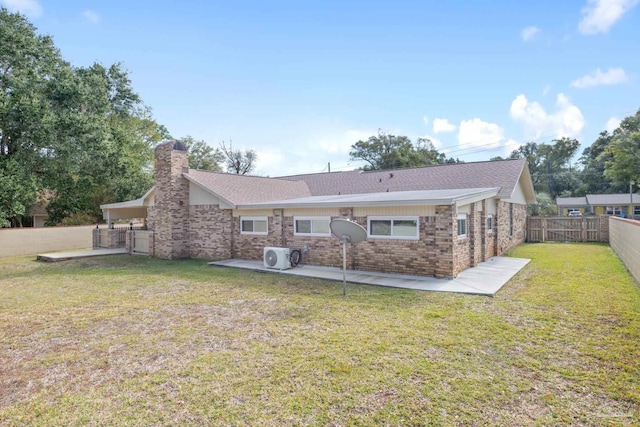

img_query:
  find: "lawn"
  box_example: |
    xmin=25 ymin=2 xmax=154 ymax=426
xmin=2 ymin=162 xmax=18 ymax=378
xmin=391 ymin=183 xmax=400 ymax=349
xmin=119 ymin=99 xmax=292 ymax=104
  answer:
xmin=1 ymin=243 xmax=639 ymax=426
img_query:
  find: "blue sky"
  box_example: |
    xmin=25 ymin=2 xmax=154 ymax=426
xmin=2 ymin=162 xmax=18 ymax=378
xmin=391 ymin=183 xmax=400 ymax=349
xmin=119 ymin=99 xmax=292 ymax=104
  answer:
xmin=4 ymin=0 xmax=639 ymax=175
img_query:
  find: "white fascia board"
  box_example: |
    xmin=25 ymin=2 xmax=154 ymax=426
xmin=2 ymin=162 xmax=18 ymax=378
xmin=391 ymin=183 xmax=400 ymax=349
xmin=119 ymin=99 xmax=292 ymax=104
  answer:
xmin=237 ymin=188 xmax=501 ymax=210
xmin=100 ymin=187 xmax=155 ymax=211
xmin=140 ymin=187 xmax=155 ymax=205
xmin=453 ymin=188 xmax=501 ymax=210
xmin=183 ymin=174 xmax=237 ymax=209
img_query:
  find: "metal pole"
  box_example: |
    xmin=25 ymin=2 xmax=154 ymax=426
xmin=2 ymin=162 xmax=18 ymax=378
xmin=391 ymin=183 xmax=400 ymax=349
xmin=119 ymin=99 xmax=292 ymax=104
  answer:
xmin=342 ymin=237 xmax=347 ymax=296
xmin=631 ymin=181 xmax=635 ymax=218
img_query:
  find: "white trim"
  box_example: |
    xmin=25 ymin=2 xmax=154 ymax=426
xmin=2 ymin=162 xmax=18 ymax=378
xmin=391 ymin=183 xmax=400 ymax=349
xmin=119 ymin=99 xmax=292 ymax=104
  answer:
xmin=240 ymin=216 xmax=268 ymax=235
xmin=293 ymin=216 xmax=331 ymax=237
xmin=236 ymin=188 xmax=501 ymax=210
xmin=457 ymin=213 xmax=467 ymax=238
xmin=367 ymin=216 xmax=419 ymax=240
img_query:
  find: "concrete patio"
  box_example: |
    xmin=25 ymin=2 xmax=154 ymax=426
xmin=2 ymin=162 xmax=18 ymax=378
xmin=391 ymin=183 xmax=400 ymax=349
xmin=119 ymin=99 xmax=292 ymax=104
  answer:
xmin=209 ymin=256 xmax=531 ymax=296
xmin=37 ymin=248 xmax=128 ymax=262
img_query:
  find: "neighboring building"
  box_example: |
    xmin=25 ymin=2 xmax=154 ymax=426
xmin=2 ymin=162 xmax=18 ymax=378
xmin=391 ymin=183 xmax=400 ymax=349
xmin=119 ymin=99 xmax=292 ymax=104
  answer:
xmin=28 ymin=190 xmax=53 ymax=227
xmin=555 ymin=197 xmax=589 ymax=217
xmin=101 ymin=141 xmax=536 ymax=279
xmin=557 ymin=194 xmax=640 ymax=219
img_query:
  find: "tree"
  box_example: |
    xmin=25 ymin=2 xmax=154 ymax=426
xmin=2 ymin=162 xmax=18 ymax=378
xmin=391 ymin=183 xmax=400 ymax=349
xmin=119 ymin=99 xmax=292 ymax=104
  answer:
xmin=509 ymin=138 xmax=580 ymax=199
xmin=0 ymin=158 xmax=37 ymax=227
xmin=577 ymin=131 xmax=626 ymax=194
xmin=220 ymin=140 xmax=257 ymax=175
xmin=527 ymin=192 xmax=557 ymax=216
xmin=0 ymin=8 xmax=168 ymax=225
xmin=604 ymin=109 xmax=640 ymax=186
xmin=182 ymin=136 xmax=224 ymax=171
xmin=348 ymin=130 xmax=458 ymax=170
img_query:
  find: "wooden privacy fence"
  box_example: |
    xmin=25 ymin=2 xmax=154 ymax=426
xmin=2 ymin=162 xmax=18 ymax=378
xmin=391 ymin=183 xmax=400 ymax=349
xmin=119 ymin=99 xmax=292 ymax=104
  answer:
xmin=527 ymin=216 xmax=607 ymax=243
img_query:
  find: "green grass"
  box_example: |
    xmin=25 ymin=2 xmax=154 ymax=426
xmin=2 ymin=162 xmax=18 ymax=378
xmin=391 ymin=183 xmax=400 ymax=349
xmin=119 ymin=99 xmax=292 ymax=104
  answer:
xmin=1 ymin=243 xmax=639 ymax=426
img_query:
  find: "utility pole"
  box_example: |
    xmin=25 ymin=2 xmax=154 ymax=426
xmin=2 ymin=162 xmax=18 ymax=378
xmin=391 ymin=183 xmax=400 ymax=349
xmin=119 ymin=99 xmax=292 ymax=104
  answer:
xmin=631 ymin=181 xmax=635 ymax=218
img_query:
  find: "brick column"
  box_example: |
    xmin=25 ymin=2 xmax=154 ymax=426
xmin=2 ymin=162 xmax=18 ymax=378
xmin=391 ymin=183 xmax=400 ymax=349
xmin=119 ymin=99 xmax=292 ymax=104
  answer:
xmin=152 ymin=141 xmax=190 ymax=259
xmin=434 ymin=205 xmax=454 ymax=278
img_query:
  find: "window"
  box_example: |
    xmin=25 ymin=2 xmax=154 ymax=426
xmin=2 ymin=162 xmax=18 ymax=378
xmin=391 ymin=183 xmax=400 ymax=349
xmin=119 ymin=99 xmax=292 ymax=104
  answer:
xmin=634 ymin=205 xmax=640 ymax=216
xmin=294 ymin=217 xmax=331 ymax=236
xmin=605 ymin=206 xmax=622 ymax=216
xmin=487 ymin=215 xmax=493 ymax=233
xmin=457 ymin=214 xmax=467 ymax=238
xmin=367 ymin=216 xmax=419 ymax=240
xmin=240 ymin=216 xmax=268 ymax=235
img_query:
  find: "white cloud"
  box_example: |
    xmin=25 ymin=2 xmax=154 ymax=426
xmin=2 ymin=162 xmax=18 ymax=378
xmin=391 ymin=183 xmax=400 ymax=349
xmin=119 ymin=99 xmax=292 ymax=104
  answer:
xmin=578 ymin=0 xmax=640 ymax=34
xmin=0 ymin=0 xmax=43 ymax=17
xmin=432 ymin=118 xmax=456 ymax=134
xmin=521 ymin=26 xmax=540 ymax=41
xmin=542 ymin=84 xmax=551 ymax=96
xmin=510 ymin=93 xmax=585 ymax=139
xmin=82 ymin=9 xmax=100 ymax=24
xmin=422 ymin=116 xmax=429 ymax=126
xmin=571 ymin=67 xmax=628 ymax=88
xmin=458 ymin=119 xmax=504 ymax=149
xmin=606 ymin=116 xmax=621 ymax=132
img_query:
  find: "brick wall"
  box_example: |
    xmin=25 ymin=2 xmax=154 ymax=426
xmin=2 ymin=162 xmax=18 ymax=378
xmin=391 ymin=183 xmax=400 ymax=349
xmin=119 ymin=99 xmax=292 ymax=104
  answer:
xmin=352 ymin=215 xmax=440 ymax=277
xmin=188 ymin=205 xmax=233 ymax=259
xmin=158 ymin=195 xmax=516 ymax=279
xmin=599 ymin=215 xmax=609 ymax=242
xmin=231 ymin=214 xmax=286 ymax=260
xmin=496 ymin=201 xmax=527 ymax=255
xmin=485 ymin=199 xmax=497 ymax=259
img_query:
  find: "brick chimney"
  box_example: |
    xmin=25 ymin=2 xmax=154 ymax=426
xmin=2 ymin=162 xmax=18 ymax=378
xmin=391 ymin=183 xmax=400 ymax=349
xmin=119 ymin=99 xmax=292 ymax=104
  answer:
xmin=152 ymin=140 xmax=190 ymax=259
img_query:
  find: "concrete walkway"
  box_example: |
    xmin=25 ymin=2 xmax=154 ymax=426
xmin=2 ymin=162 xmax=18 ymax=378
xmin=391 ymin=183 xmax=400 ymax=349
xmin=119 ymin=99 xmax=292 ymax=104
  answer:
xmin=37 ymin=248 xmax=128 ymax=262
xmin=209 ymin=256 xmax=530 ymax=296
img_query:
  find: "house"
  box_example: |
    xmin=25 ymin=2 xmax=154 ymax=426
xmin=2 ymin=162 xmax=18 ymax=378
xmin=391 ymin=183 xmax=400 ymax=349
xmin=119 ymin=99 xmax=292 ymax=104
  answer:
xmin=28 ymin=190 xmax=52 ymax=227
xmin=557 ymin=194 xmax=640 ymax=219
xmin=555 ymin=197 xmax=589 ymax=216
xmin=100 ymin=140 xmax=536 ymax=279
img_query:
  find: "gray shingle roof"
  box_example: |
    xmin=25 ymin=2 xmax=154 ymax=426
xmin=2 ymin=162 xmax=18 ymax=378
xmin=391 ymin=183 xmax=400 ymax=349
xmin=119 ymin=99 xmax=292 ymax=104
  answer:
xmin=586 ymin=194 xmax=640 ymax=205
xmin=280 ymin=158 xmax=528 ymax=199
xmin=184 ymin=169 xmax=311 ymax=206
xmin=556 ymin=197 xmax=588 ymax=206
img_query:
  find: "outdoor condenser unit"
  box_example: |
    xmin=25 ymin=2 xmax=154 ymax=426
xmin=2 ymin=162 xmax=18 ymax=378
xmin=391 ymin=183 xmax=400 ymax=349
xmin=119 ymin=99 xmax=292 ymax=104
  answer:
xmin=263 ymin=247 xmax=291 ymax=270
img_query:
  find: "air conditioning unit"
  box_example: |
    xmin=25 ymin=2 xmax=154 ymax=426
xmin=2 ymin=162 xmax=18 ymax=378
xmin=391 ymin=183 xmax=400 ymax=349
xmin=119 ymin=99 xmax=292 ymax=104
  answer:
xmin=263 ymin=247 xmax=291 ymax=270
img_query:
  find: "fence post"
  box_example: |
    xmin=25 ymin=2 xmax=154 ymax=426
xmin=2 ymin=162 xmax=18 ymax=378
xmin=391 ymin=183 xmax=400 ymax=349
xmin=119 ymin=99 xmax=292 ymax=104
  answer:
xmin=581 ymin=217 xmax=587 ymax=242
xmin=542 ymin=218 xmax=546 ymax=242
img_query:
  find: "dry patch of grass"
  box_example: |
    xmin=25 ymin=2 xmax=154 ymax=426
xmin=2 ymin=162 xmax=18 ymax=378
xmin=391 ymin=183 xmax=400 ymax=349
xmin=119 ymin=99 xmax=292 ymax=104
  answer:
xmin=0 ymin=244 xmax=639 ymax=426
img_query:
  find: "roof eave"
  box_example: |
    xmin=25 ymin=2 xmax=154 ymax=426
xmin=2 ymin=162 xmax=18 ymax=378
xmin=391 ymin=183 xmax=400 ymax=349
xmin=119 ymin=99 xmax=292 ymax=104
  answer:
xmin=237 ymin=188 xmax=501 ymax=210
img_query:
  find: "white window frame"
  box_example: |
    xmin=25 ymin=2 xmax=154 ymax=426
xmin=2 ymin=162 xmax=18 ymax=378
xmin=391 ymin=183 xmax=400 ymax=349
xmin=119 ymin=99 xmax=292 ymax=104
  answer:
xmin=240 ymin=216 xmax=268 ymax=235
xmin=457 ymin=214 xmax=467 ymax=238
xmin=605 ymin=206 xmax=622 ymax=216
xmin=367 ymin=216 xmax=419 ymax=240
xmin=293 ymin=216 xmax=331 ymax=237
xmin=487 ymin=214 xmax=493 ymax=234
